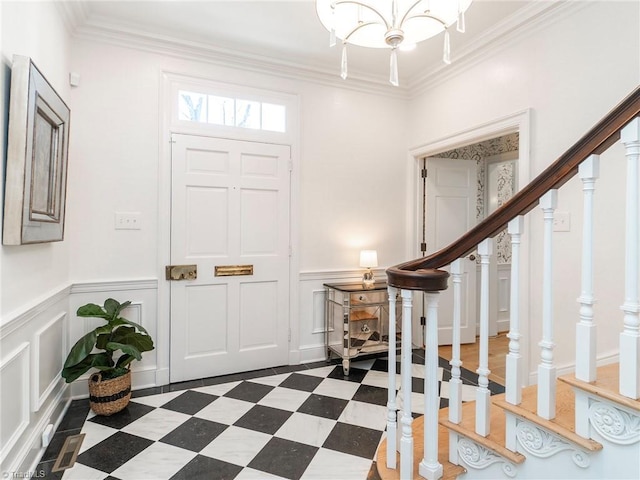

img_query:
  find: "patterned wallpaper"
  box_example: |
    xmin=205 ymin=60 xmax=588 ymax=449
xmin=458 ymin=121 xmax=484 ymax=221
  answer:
xmin=433 ymin=132 xmax=519 ymax=264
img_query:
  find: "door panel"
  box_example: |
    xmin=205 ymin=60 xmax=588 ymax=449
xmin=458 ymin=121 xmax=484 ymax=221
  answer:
xmin=426 ymin=157 xmax=477 ymax=345
xmin=170 ymin=134 xmax=291 ymax=382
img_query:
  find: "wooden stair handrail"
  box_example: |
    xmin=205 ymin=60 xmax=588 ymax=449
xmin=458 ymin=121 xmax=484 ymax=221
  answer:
xmin=387 ymin=86 xmax=640 ymax=291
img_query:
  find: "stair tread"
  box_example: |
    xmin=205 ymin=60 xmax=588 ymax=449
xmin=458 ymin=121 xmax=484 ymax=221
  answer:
xmin=559 ymin=363 xmax=640 ymax=412
xmin=439 ymin=401 xmax=526 ymax=464
xmin=376 ymin=416 xmax=466 ymax=480
xmin=492 ymin=383 xmax=603 ymax=452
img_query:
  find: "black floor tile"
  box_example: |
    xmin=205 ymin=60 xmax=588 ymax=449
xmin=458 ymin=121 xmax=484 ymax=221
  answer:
xmin=370 ymin=358 xmax=401 ymax=374
xmin=459 ymin=365 xmax=479 ymax=385
xmin=234 ymin=404 xmax=293 ymax=435
xmin=297 ymin=394 xmax=348 ymax=420
xmin=76 ymin=431 xmax=153 ymax=473
xmin=412 ymin=376 xmax=425 ymax=394
xmin=160 ymin=417 xmax=227 ymax=452
xmin=224 ymin=381 xmax=274 ymax=403
xmin=489 ymin=380 xmax=506 ymax=395
xmin=39 ymin=429 xmax=81 ymax=462
xmin=248 ymin=437 xmax=318 ymax=480
xmin=131 ymin=386 xmax=164 ymax=398
xmin=322 ymin=422 xmax=382 ymax=459
xmin=327 ymin=365 xmax=368 ymax=383
xmin=442 ymin=368 xmax=452 ymax=382
xmin=279 ymin=373 xmax=323 ymax=392
xmin=440 ymin=398 xmax=450 ymax=409
xmin=35 ymin=459 xmax=63 ymax=479
xmin=57 ymin=401 xmax=90 ymax=432
xmin=88 ymin=402 xmax=155 ymax=430
xmin=161 ymin=390 xmax=217 ymax=415
xmin=352 ymin=384 xmax=388 ymax=406
xmin=170 ymin=455 xmax=242 ymax=480
xmin=271 ymin=364 xmax=308 ymax=375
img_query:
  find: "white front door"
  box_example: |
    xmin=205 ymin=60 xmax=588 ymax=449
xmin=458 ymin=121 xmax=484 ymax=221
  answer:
xmin=170 ymin=134 xmax=291 ymax=383
xmin=425 ymin=157 xmax=477 ymax=345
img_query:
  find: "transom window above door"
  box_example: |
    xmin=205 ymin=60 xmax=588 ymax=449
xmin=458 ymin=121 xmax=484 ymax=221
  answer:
xmin=179 ymin=90 xmax=286 ymax=133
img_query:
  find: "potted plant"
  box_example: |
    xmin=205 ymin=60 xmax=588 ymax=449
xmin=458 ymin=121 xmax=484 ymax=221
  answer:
xmin=62 ymin=298 xmax=154 ymax=415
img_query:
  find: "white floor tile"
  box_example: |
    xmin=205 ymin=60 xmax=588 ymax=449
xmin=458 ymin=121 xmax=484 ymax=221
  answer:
xmin=313 ymin=378 xmax=360 ymax=400
xmin=61 ymin=462 xmax=109 ymax=479
xmin=297 ymin=365 xmax=337 ymax=378
xmin=439 ymin=381 xmax=477 ymax=401
xmin=121 ymin=408 xmax=191 ymax=441
xmin=249 ymin=373 xmax=290 ymax=386
xmin=257 ymin=386 xmax=310 ymax=411
xmin=194 ymin=396 xmax=254 ymax=425
xmin=111 ymin=442 xmax=196 ymax=480
xmin=362 ymin=370 xmax=401 ymax=390
xmin=235 ymin=467 xmax=289 ymax=479
xmin=199 ymin=425 xmax=272 ymax=467
xmin=274 ymin=412 xmax=336 ymax=447
xmin=79 ymin=422 xmax=119 ymax=453
xmin=338 ymin=400 xmax=388 ymax=431
xmin=192 ymin=381 xmax=241 ymax=396
xmin=130 ymin=390 xmax=183 ymax=408
xmin=301 ymin=447 xmax=373 ymax=479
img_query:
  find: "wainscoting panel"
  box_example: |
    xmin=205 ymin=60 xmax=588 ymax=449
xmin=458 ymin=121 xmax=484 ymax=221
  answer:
xmin=0 ymin=342 xmax=30 ymax=464
xmin=0 ymin=285 xmax=70 ymax=474
xmin=32 ymin=312 xmax=67 ymax=412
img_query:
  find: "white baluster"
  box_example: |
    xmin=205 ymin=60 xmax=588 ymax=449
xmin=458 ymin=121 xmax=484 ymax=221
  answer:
xmin=449 ymin=260 xmax=463 ymax=424
xmin=620 ymin=117 xmax=640 ymax=400
xmin=576 ymin=155 xmax=600 ymax=382
xmin=538 ymin=189 xmax=558 ymax=420
xmin=400 ymin=289 xmax=414 ymax=479
xmin=386 ymin=286 xmax=398 ymax=469
xmin=420 ymin=292 xmax=444 ymax=480
xmin=506 ymin=216 xmax=524 ymax=405
xmin=476 ymin=239 xmax=492 ymax=437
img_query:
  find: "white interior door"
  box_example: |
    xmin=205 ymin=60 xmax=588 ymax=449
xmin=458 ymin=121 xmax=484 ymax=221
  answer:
xmin=425 ymin=157 xmax=477 ymax=345
xmin=170 ymin=134 xmax=291 ymax=383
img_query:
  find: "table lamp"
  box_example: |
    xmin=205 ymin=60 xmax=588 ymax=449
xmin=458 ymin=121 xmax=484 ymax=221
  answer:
xmin=359 ymin=250 xmax=378 ymax=289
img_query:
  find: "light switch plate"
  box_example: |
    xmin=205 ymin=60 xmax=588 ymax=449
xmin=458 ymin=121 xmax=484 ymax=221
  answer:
xmin=115 ymin=212 xmax=141 ymax=230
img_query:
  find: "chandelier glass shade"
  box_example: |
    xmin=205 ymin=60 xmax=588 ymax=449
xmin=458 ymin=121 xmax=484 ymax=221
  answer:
xmin=316 ymin=0 xmax=473 ymax=86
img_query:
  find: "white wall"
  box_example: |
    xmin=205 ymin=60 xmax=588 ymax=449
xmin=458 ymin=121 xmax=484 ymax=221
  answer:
xmin=406 ymin=1 xmax=640 ymax=378
xmin=0 ymin=1 xmax=72 ymax=318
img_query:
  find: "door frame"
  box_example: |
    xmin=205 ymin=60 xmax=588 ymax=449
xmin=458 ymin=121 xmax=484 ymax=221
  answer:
xmin=157 ymin=72 xmax=301 ymax=386
xmin=406 ymin=110 xmax=532 ymax=386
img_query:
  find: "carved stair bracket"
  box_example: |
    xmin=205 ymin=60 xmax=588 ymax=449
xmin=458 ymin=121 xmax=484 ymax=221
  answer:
xmin=516 ymin=420 xmax=590 ymax=468
xmin=588 ymin=401 xmax=640 ymax=445
xmin=457 ymin=438 xmax=517 ymax=478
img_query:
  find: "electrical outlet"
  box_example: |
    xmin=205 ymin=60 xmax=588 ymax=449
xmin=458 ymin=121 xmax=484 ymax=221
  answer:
xmin=553 ymin=211 xmax=571 ymax=232
xmin=114 ymin=212 xmax=142 ymax=230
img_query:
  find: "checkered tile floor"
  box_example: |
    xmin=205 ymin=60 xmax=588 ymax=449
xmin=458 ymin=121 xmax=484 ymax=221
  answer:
xmin=37 ymin=350 xmax=504 ymax=480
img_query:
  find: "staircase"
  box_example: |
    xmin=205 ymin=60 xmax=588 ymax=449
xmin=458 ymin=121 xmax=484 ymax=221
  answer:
xmin=378 ymin=87 xmax=640 ymax=479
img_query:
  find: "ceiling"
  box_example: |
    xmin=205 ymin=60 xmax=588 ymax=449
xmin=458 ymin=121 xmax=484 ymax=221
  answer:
xmin=68 ymin=0 xmax=548 ymax=89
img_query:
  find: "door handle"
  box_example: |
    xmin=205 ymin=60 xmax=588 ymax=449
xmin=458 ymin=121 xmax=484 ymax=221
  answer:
xmin=166 ymin=264 xmax=197 ymax=280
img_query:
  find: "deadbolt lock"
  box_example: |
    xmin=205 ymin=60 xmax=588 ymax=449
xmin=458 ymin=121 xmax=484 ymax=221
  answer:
xmin=166 ymin=264 xmax=197 ymax=281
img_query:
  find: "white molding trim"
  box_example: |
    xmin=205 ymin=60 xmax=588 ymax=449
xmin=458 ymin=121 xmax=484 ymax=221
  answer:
xmin=70 ymin=279 xmax=158 ymax=294
xmin=0 ymin=342 xmax=31 ymax=464
xmin=299 ymin=267 xmax=386 ymax=283
xmin=409 ymin=1 xmax=580 ymax=95
xmin=64 ymin=0 xmax=583 ymax=99
xmin=72 ymin=19 xmax=405 ymax=99
xmin=31 ymin=312 xmax=67 ymax=412
xmin=528 ymin=352 xmax=620 ymax=385
xmin=1 ymin=285 xmax=71 ymax=339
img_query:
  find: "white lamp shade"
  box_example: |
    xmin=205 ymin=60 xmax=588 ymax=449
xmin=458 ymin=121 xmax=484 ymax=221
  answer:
xmin=359 ymin=250 xmax=378 ymax=268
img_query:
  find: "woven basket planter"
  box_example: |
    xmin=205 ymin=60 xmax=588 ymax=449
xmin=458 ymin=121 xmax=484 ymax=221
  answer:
xmin=88 ymin=370 xmax=132 ymax=416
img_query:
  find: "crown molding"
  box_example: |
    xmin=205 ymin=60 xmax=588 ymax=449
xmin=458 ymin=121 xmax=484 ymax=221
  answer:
xmin=407 ymin=0 xmax=584 ymax=95
xmin=72 ymin=16 xmax=410 ymax=99
xmin=55 ymin=0 xmax=89 ymax=35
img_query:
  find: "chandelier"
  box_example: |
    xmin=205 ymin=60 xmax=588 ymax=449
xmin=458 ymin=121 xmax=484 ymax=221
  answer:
xmin=316 ymin=0 xmax=473 ymax=86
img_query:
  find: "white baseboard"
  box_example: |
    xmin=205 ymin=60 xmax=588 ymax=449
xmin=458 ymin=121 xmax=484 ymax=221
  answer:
xmin=298 ymin=344 xmax=327 ymax=364
xmin=527 ymin=351 xmax=620 ymax=384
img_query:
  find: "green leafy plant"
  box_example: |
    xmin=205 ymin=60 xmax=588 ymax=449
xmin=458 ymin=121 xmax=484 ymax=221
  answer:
xmin=62 ymin=298 xmax=154 ymax=383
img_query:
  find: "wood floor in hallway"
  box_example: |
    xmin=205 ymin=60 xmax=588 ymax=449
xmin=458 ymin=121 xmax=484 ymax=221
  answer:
xmin=438 ymin=332 xmax=509 ymax=385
